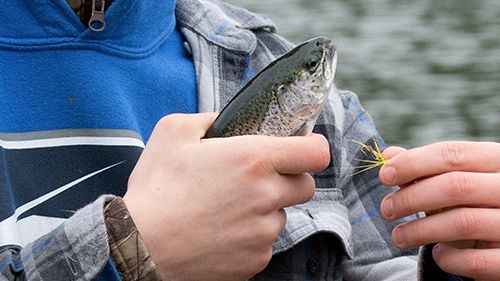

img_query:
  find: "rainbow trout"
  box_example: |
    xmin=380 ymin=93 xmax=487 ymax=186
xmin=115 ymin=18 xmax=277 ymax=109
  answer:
xmin=204 ymin=37 xmax=337 ymax=138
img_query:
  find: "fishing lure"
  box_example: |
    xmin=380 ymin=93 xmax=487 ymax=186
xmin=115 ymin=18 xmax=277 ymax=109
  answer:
xmin=352 ymin=139 xmax=387 ymax=176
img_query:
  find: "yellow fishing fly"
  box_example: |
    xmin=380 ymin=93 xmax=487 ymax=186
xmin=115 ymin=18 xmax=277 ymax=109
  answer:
xmin=351 ymin=138 xmax=387 ymax=176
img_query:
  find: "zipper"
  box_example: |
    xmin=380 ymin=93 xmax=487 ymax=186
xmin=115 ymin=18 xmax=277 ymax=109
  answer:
xmin=89 ymin=0 xmax=106 ymax=32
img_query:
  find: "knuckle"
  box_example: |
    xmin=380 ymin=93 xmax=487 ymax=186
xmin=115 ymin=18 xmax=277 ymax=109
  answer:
xmin=156 ymin=113 xmax=185 ymax=131
xmin=279 ymin=208 xmax=287 ymax=224
xmin=444 ymin=172 xmax=474 ymax=202
xmin=409 ymin=221 xmax=424 ymax=242
xmin=274 ymin=210 xmax=287 ymax=235
xmin=406 ymin=153 xmax=421 ymax=176
xmin=262 ymin=218 xmax=282 ymax=242
xmin=302 ymin=174 xmax=316 ymax=199
xmin=246 ymin=150 xmax=274 ymax=175
xmin=315 ymin=137 xmax=331 ymax=170
xmin=441 ymin=142 xmax=466 ymax=169
xmin=234 ymin=145 xmax=255 ymax=162
xmin=455 ymin=210 xmax=480 ymax=236
xmin=255 ymin=188 xmax=281 ymax=213
xmin=468 ymin=252 xmax=488 ymax=276
xmin=398 ymin=189 xmax=417 ymax=213
xmin=255 ymin=248 xmax=273 ymax=273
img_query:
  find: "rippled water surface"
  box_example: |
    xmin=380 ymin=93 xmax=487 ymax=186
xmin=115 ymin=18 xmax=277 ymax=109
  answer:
xmin=226 ymin=0 xmax=500 ymax=147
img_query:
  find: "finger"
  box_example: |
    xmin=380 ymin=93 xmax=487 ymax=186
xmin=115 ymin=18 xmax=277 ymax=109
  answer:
xmin=382 ymin=146 xmax=407 ymax=159
xmin=276 ymin=173 xmax=316 ymax=208
xmin=257 ymin=209 xmax=288 ymax=245
xmin=433 ymin=242 xmax=500 ymax=280
xmin=380 ymin=141 xmax=500 ymax=186
xmin=391 ymin=208 xmax=500 ymax=249
xmin=275 ymin=209 xmax=287 ymax=235
xmin=247 ymin=209 xmax=287 ymax=249
xmin=153 ymin=113 xmax=219 ymax=143
xmin=381 ymin=172 xmax=500 ymax=220
xmin=262 ymin=133 xmax=331 ymax=174
xmin=204 ymin=133 xmax=330 ymax=174
xmin=380 ymin=146 xmax=407 ymax=187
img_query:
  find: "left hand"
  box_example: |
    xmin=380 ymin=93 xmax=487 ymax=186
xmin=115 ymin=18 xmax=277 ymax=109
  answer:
xmin=378 ymin=141 xmax=500 ymax=281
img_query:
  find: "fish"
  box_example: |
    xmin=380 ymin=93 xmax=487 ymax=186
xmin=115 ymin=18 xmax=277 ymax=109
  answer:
xmin=204 ymin=36 xmax=337 ymax=138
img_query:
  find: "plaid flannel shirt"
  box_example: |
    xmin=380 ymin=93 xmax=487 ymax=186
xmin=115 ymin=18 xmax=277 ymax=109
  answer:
xmin=0 ymin=0 xmax=458 ymax=280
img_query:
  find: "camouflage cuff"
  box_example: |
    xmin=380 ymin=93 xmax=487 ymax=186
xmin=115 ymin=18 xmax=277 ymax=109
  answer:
xmin=104 ymin=198 xmax=163 ymax=281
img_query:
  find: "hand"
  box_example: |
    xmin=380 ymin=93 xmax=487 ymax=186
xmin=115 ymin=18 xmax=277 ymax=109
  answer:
xmin=123 ymin=113 xmax=330 ymax=281
xmin=378 ymin=141 xmax=500 ymax=280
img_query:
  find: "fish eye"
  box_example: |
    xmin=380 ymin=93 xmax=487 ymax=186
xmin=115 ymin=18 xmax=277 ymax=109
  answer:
xmin=307 ymin=60 xmax=319 ymax=71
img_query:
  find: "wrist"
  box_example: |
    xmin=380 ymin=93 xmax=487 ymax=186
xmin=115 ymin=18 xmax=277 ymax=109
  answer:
xmin=104 ymin=198 xmax=163 ymax=281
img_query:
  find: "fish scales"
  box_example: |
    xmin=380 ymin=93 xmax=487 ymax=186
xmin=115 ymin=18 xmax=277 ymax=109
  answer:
xmin=205 ymin=37 xmax=337 ymax=138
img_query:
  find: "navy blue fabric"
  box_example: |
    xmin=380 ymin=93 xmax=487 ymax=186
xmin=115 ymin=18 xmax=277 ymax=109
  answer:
xmin=94 ymin=259 xmax=123 ymax=281
xmin=0 ymin=0 xmax=196 ymax=280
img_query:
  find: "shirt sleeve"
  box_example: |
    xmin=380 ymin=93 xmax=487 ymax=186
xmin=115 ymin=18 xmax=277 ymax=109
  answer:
xmin=0 ymin=195 xmax=113 ymax=281
xmin=103 ymin=198 xmax=162 ymax=281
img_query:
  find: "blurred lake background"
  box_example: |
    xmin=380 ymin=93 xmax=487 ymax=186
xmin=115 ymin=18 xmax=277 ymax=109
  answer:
xmin=226 ymin=0 xmax=500 ymax=147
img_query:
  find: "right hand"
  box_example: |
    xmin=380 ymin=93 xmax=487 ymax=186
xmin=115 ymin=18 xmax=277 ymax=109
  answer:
xmin=123 ymin=113 xmax=330 ymax=281
xmin=379 ymin=142 xmax=500 ymax=281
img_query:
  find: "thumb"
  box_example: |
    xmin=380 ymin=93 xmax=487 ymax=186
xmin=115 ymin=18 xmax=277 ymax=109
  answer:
xmin=380 ymin=146 xmax=408 ymax=187
xmin=188 ymin=112 xmax=219 ymax=139
xmin=152 ymin=113 xmax=218 ymax=144
xmin=382 ymin=146 xmax=407 ymax=160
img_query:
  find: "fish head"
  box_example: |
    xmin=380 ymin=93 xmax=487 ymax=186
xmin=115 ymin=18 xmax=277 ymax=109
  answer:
xmin=278 ymin=37 xmax=337 ymax=120
xmin=306 ymin=37 xmax=337 ymax=89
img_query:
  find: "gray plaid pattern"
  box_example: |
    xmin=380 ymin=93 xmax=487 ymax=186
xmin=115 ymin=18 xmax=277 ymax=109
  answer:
xmin=0 ymin=0 xmax=451 ymax=280
xmin=0 ymin=196 xmax=113 ymax=281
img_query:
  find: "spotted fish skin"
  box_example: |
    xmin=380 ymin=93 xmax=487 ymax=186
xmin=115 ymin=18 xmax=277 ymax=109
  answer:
xmin=205 ymin=37 xmax=337 ymax=138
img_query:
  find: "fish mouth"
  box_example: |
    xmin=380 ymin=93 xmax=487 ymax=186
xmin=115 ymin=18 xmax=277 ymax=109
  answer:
xmin=322 ymin=42 xmax=337 ymax=81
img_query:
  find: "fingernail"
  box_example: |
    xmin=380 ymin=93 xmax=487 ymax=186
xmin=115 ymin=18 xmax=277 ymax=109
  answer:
xmin=382 ymin=166 xmax=397 ymax=184
xmin=393 ymin=225 xmax=405 ymax=247
xmin=432 ymin=243 xmax=441 ymax=260
xmin=382 ymin=197 xmax=394 ymax=218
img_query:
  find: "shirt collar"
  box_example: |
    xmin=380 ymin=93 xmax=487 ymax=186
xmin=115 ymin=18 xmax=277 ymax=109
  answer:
xmin=175 ymin=0 xmax=276 ymax=54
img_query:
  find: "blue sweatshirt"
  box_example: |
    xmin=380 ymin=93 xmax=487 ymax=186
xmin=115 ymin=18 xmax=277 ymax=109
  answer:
xmin=0 ymin=0 xmax=196 ymax=279
xmin=0 ymin=0 xmax=197 ymax=139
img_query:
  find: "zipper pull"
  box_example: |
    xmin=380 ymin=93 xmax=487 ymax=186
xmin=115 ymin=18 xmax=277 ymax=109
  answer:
xmin=89 ymin=0 xmax=106 ymax=32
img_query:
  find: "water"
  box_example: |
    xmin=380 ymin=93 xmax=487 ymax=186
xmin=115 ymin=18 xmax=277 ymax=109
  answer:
xmin=226 ymin=0 xmax=500 ymax=147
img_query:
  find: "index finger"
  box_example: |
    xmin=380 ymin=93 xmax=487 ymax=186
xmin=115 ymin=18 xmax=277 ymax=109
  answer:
xmin=380 ymin=141 xmax=500 ymax=186
xmin=265 ymin=133 xmax=331 ymax=174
